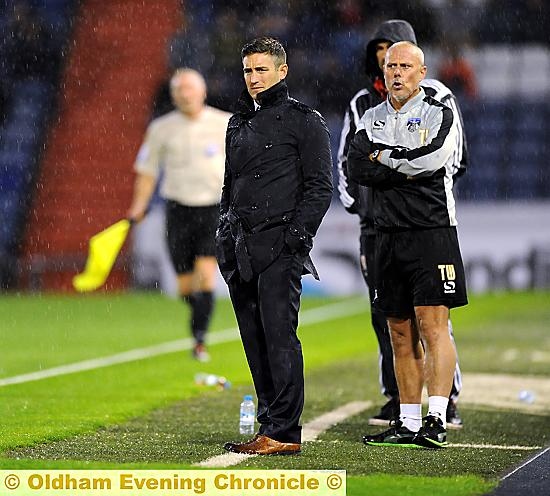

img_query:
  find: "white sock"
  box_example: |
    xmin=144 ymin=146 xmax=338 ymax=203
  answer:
xmin=428 ymin=396 xmax=449 ymax=426
xmin=399 ymin=403 xmax=422 ymax=432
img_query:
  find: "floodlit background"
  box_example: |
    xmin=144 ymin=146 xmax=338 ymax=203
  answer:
xmin=1 ymin=0 xmax=549 ymax=295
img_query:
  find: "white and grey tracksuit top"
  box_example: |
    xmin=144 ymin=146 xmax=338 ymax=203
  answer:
xmin=347 ymin=88 xmax=459 ymax=231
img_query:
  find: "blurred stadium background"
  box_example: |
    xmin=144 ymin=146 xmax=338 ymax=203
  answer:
xmin=1 ymin=0 xmax=549 ymax=295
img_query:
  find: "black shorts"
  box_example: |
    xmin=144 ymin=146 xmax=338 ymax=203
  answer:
xmin=165 ymin=201 xmax=219 ymax=274
xmin=374 ymin=227 xmax=468 ymax=318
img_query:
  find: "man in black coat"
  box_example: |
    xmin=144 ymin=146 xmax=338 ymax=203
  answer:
xmin=217 ymin=37 xmax=333 ymax=456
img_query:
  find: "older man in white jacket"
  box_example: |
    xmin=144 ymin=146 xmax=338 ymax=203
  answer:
xmin=348 ymin=42 xmax=468 ymax=449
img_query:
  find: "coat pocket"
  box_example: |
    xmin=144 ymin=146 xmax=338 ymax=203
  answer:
xmin=245 ymin=226 xmax=286 ymax=274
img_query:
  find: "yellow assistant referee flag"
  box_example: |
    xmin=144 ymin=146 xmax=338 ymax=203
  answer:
xmin=72 ymin=219 xmax=131 ymax=292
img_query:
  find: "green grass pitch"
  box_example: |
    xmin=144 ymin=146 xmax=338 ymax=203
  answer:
xmin=1 ymin=291 xmax=549 ymax=496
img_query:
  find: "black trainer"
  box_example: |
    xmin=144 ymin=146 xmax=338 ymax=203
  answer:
xmin=368 ymin=397 xmax=400 ymax=426
xmin=363 ymin=420 xmax=420 ymax=448
xmin=446 ymin=400 xmax=463 ymax=430
xmin=413 ymin=415 xmax=447 ymax=449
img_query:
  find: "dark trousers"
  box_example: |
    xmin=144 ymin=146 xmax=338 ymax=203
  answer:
xmin=360 ymin=233 xmax=462 ymax=401
xmin=227 ymin=249 xmax=305 ymax=444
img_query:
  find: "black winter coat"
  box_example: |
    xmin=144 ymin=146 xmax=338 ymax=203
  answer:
xmin=216 ymin=80 xmax=333 ymax=281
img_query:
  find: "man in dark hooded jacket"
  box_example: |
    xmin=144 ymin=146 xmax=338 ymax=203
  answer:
xmin=337 ymin=19 xmax=467 ymax=430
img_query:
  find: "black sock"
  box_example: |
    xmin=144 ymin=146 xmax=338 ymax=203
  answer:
xmin=187 ymin=291 xmax=214 ymax=344
xmin=181 ymin=294 xmax=195 ymax=340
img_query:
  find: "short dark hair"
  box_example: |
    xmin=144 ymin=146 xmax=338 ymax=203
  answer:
xmin=241 ymin=37 xmax=287 ymax=67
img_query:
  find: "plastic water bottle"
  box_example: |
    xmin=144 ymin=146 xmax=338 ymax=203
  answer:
xmin=194 ymin=373 xmax=231 ymax=390
xmin=518 ymin=390 xmax=535 ymax=404
xmin=239 ymin=395 xmax=256 ymax=435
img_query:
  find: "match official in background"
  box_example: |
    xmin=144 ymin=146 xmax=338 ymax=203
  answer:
xmin=128 ymin=68 xmax=231 ymax=362
xmin=337 ymin=19 xmax=466 ymax=429
xmin=348 ymin=42 xmax=468 ymax=449
xmin=217 ymin=37 xmax=333 ymax=455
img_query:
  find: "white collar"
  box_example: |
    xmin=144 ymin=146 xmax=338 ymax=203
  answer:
xmin=386 ymin=87 xmax=426 ymax=114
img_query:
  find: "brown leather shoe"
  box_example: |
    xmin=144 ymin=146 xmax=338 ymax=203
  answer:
xmin=224 ymin=434 xmax=301 ymax=455
xmin=223 ymin=434 xmax=260 ymax=452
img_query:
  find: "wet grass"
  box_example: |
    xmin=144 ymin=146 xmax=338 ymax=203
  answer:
xmin=1 ymin=291 xmax=549 ymax=496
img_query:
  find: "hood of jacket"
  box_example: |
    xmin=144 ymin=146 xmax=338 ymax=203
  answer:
xmin=365 ymin=19 xmax=417 ymax=82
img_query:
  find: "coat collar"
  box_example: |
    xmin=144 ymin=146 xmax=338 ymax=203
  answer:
xmin=234 ymin=80 xmax=289 ymax=115
xmin=386 ymin=87 xmax=425 ymax=114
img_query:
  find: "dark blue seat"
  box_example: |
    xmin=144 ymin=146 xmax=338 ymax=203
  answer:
xmin=0 ymin=191 xmax=20 ymax=249
xmin=0 ymin=1 xmax=77 ymax=275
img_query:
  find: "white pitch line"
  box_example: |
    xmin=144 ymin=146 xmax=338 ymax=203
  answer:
xmin=196 ymin=401 xmax=372 ymax=468
xmin=302 ymin=401 xmax=371 ymax=442
xmin=449 ymin=443 xmax=542 ymax=451
xmin=195 ymin=452 xmax=253 ymax=468
xmin=199 ymin=436 xmax=541 ymax=467
xmin=0 ymin=297 xmax=367 ymax=388
xmin=501 ymin=447 xmax=550 ymax=481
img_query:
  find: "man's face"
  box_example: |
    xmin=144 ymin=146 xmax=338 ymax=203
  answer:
xmin=242 ymin=52 xmax=288 ymax=101
xmin=171 ymin=73 xmax=206 ymax=116
xmin=384 ymin=44 xmax=426 ymax=106
xmin=376 ymin=41 xmax=392 ymax=70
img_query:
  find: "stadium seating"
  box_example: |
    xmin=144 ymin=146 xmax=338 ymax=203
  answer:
xmin=457 ymin=99 xmax=549 ymax=201
xmin=20 ymin=0 xmax=181 ymax=291
xmin=0 ymin=1 xmax=76 ymax=287
xmin=0 ymin=0 xmax=549 ymax=290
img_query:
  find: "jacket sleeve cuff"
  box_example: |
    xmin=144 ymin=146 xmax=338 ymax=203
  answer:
xmin=378 ymin=149 xmax=392 ymax=167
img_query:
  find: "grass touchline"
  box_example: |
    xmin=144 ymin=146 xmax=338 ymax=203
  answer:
xmin=0 ymin=297 xmax=367 ymax=388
